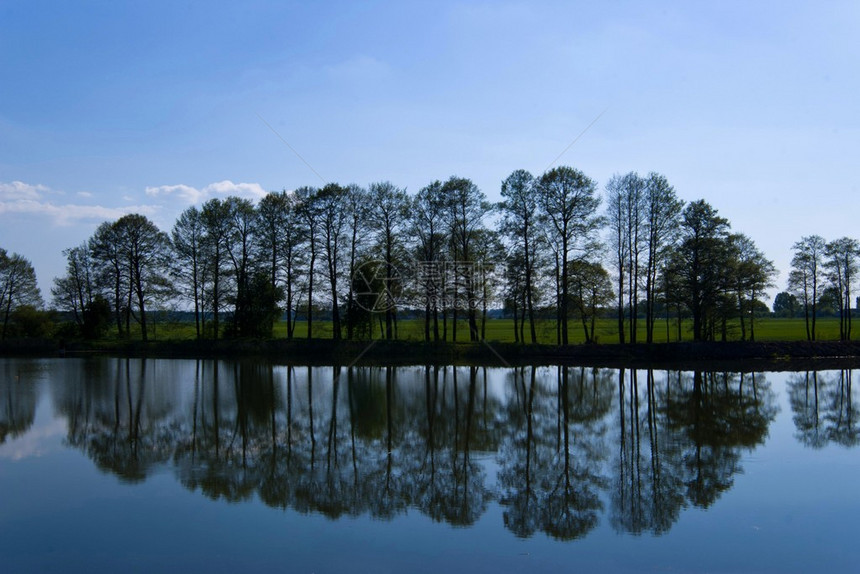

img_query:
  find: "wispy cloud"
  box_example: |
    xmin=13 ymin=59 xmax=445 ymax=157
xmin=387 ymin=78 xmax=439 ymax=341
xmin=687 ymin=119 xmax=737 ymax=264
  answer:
xmin=0 ymin=181 xmax=157 ymax=225
xmin=325 ymin=55 xmax=391 ymax=82
xmin=145 ymin=180 xmax=267 ymax=204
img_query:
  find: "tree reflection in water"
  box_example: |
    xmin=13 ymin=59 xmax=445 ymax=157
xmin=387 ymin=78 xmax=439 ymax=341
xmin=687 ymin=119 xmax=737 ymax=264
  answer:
xmin=49 ymin=360 xmax=786 ymax=539
xmin=0 ymin=360 xmax=39 ymax=445
xmin=788 ymin=370 xmax=858 ymax=447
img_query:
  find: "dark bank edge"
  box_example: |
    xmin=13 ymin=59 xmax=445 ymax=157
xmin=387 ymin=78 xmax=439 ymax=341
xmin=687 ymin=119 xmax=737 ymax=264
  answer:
xmin=4 ymin=339 xmax=860 ymax=372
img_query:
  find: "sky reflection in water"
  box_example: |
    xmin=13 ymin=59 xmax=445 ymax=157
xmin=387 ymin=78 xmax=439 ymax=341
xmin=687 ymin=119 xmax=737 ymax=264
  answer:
xmin=0 ymin=358 xmax=858 ymax=573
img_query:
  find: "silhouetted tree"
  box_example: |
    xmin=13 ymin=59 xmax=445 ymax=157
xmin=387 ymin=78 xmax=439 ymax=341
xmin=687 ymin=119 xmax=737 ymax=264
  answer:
xmin=825 ymin=237 xmax=860 ymax=340
xmin=789 ymin=235 xmax=826 ymax=341
xmin=537 ymin=166 xmax=602 ymax=344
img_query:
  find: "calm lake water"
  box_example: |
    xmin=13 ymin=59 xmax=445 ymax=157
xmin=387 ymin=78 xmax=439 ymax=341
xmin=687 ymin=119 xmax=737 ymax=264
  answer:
xmin=1 ymin=358 xmax=858 ymax=573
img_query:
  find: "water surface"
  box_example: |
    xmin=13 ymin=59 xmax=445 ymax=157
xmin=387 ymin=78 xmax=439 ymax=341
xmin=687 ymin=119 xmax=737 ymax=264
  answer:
xmin=1 ymin=358 xmax=858 ymax=572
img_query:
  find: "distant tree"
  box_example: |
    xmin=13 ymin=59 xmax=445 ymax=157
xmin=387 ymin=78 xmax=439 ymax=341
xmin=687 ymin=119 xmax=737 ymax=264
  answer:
xmin=568 ymin=260 xmax=614 ymax=343
xmin=825 ymin=237 xmax=860 ymax=341
xmin=773 ymin=292 xmax=798 ymax=318
xmin=0 ymin=249 xmax=43 ymax=340
xmin=789 ymin=235 xmax=826 ymax=341
xmin=537 ymin=166 xmax=602 ymax=344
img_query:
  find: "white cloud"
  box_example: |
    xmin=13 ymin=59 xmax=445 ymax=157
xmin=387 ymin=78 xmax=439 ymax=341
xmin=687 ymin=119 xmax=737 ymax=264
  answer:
xmin=145 ymin=180 xmax=267 ymax=204
xmin=0 ymin=181 xmax=49 ymax=201
xmin=76 ymin=191 xmax=93 ymax=198
xmin=0 ymin=181 xmax=158 ymax=225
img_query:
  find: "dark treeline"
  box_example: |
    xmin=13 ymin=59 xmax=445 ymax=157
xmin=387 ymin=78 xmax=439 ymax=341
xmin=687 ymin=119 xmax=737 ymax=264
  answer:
xmin=40 ymin=360 xmax=790 ymax=539
xmin=3 ymin=167 xmax=855 ymax=344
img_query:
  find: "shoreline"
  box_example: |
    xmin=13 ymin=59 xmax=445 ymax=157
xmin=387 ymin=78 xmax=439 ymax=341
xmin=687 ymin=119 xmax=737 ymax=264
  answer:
xmin=4 ymin=338 xmax=860 ymax=371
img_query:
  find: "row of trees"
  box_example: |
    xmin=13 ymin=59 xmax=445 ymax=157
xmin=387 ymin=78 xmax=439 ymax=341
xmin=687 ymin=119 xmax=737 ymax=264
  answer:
xmin=43 ymin=167 xmax=784 ymax=343
xmin=781 ymin=235 xmax=860 ymax=341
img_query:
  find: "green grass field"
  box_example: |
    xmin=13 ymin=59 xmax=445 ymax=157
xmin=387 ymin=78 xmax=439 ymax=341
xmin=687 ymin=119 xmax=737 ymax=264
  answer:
xmin=132 ymin=315 xmax=848 ymax=344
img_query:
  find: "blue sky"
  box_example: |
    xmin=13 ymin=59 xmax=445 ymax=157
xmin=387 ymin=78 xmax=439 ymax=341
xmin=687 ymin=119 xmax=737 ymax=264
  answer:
xmin=1 ymin=0 xmax=858 ymax=301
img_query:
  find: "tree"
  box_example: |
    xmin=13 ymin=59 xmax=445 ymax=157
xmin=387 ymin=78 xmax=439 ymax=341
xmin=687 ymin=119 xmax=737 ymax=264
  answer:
xmin=568 ymin=260 xmax=614 ymax=343
xmin=825 ymin=237 xmax=860 ymax=341
xmin=344 ymin=184 xmax=367 ymax=340
xmin=316 ymin=184 xmax=350 ymax=340
xmin=367 ymin=181 xmax=410 ymax=340
xmin=89 ymin=220 xmax=128 ymax=336
xmin=727 ymin=233 xmax=776 ymax=341
xmin=442 ymin=176 xmax=491 ymax=342
xmin=201 ymin=198 xmax=233 ymax=339
xmin=113 ymin=214 xmax=172 ymax=341
xmin=605 ymin=172 xmax=645 ymax=343
xmin=789 ymin=235 xmax=826 ymax=341
xmin=255 ymin=191 xmax=290 ymax=335
xmin=671 ymin=200 xmax=731 ymax=341
xmin=536 ymin=166 xmax=602 ymax=345
xmin=500 ymin=169 xmax=542 ymax=343
xmin=296 ymin=186 xmax=320 ymax=339
xmin=642 ymin=173 xmax=683 ymax=343
xmin=51 ymin=243 xmax=95 ymax=329
xmin=171 ymin=206 xmax=207 ymax=338
xmin=222 ymin=197 xmax=258 ymax=337
xmin=413 ymin=181 xmax=448 ymax=341
xmin=773 ymin=291 xmax=798 ymax=318
xmin=0 ymin=249 xmax=43 ymax=340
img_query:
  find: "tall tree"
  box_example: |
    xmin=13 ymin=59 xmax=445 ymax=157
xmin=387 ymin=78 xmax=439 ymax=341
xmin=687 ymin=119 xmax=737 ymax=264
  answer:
xmin=0 ymin=249 xmax=43 ymax=340
xmin=642 ymin=173 xmax=683 ymax=343
xmin=605 ymin=173 xmax=647 ymax=343
xmin=296 ymin=186 xmax=320 ymax=339
xmin=113 ymin=213 xmax=170 ymax=341
xmin=344 ymin=184 xmax=367 ymax=340
xmin=500 ymin=169 xmax=542 ymax=343
xmin=201 ymin=198 xmax=233 ymax=339
xmin=442 ymin=176 xmax=491 ymax=341
xmin=413 ymin=181 xmax=447 ymax=341
xmin=367 ymin=181 xmax=410 ymax=340
xmin=789 ymin=235 xmax=826 ymax=341
xmin=537 ymin=166 xmax=602 ymax=345
xmin=223 ymin=197 xmax=258 ymax=337
xmin=316 ymin=184 xmax=350 ymax=339
xmin=171 ymin=206 xmax=207 ymax=339
xmin=89 ymin=220 xmax=128 ymax=337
